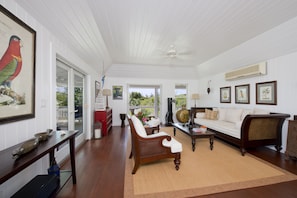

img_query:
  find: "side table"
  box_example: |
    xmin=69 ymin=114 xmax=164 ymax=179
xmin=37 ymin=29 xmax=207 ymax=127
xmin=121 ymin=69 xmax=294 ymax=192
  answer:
xmin=120 ymin=113 xmax=126 ymax=127
xmin=144 ymin=125 xmax=160 ymax=135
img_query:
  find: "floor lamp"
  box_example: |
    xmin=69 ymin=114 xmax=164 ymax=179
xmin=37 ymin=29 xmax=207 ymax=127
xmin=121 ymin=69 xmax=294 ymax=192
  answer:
xmin=102 ymin=89 xmax=111 ymax=109
xmin=191 ymin=93 xmax=200 ymax=107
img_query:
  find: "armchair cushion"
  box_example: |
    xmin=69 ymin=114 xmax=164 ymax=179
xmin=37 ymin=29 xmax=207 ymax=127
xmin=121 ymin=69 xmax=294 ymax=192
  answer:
xmin=131 ymin=115 xmax=147 ymax=137
xmin=148 ymin=132 xmax=182 ymax=153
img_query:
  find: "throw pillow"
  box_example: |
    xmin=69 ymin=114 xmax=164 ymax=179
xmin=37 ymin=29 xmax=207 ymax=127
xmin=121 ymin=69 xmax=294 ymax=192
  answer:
xmin=196 ymin=112 xmax=205 ymax=118
xmin=205 ymin=109 xmax=218 ymax=120
xmin=205 ymin=109 xmax=211 ymax=119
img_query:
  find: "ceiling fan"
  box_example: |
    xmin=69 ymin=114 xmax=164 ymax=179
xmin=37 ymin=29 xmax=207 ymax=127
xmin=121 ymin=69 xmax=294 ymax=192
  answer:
xmin=164 ymin=45 xmax=191 ymax=60
xmin=166 ymin=45 xmax=178 ymax=58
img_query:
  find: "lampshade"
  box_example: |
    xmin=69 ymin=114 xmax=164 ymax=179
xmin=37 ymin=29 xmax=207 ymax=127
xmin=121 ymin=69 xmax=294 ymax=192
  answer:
xmin=102 ymin=89 xmax=111 ymax=96
xmin=191 ymin=93 xmax=200 ymax=100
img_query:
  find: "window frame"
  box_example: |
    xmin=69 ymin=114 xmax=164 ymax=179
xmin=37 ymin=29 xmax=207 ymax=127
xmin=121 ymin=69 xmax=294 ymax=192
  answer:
xmin=128 ymin=84 xmax=161 ymax=118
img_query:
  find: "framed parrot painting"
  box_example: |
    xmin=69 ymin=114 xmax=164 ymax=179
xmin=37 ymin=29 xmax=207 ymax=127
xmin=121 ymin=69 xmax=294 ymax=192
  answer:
xmin=0 ymin=5 xmax=36 ymax=124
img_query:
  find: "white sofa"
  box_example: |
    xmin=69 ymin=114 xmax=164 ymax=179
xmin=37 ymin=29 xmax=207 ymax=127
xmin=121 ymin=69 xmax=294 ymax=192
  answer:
xmin=192 ymin=107 xmax=290 ymax=155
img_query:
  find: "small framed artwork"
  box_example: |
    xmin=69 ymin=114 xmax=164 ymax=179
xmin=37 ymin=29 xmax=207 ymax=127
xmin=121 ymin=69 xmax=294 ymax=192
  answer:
xmin=220 ymin=86 xmax=231 ymax=103
xmin=235 ymin=84 xmax=250 ymax=104
xmin=256 ymin=81 xmax=277 ymax=105
xmin=95 ymin=81 xmax=101 ymax=102
xmin=112 ymin=85 xmax=123 ymax=100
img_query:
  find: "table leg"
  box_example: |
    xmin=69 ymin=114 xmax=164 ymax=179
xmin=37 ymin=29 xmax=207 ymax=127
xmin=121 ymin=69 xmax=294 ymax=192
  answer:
xmin=192 ymin=138 xmax=196 ymax=151
xmin=209 ymin=135 xmax=214 ymax=150
xmin=49 ymin=149 xmax=54 ymax=166
xmin=69 ymin=137 xmax=77 ymax=184
xmin=173 ymin=127 xmax=176 ymax=136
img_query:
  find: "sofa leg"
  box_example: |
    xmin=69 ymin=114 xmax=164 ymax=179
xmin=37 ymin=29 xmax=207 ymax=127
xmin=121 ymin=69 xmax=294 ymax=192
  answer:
xmin=275 ymin=145 xmax=282 ymax=152
xmin=240 ymin=148 xmax=246 ymax=156
xmin=174 ymin=152 xmax=181 ymax=170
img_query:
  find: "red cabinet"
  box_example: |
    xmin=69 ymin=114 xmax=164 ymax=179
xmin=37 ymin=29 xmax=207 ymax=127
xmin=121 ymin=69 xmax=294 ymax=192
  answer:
xmin=94 ymin=108 xmax=112 ymax=136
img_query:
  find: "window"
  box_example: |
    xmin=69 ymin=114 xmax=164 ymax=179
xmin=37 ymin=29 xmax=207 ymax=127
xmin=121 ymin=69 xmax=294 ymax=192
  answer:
xmin=175 ymin=84 xmax=187 ymax=109
xmin=128 ymin=85 xmax=160 ymax=117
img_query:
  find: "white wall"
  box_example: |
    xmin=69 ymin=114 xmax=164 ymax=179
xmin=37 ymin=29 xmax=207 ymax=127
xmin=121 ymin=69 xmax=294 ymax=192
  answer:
xmin=0 ymin=1 xmax=100 ymax=197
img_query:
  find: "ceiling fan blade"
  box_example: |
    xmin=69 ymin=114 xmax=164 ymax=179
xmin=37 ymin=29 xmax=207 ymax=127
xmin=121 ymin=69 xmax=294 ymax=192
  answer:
xmin=178 ymin=50 xmax=193 ymax=56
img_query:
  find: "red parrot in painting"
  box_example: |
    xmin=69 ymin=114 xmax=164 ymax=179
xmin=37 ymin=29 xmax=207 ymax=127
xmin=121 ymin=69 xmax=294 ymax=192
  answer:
xmin=0 ymin=35 xmax=22 ymax=87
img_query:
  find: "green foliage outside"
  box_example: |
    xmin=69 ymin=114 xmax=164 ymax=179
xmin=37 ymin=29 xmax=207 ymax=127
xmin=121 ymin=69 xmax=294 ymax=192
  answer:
xmin=175 ymin=94 xmax=187 ymax=109
xmin=129 ymin=92 xmax=158 ymax=116
xmin=74 ymin=87 xmax=83 ymax=106
xmin=57 ymin=91 xmax=68 ymax=106
xmin=57 ymin=87 xmax=83 ymax=107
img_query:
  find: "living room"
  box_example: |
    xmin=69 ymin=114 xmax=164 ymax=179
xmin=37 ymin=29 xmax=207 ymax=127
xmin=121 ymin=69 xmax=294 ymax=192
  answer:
xmin=1 ymin=0 xmax=297 ymax=197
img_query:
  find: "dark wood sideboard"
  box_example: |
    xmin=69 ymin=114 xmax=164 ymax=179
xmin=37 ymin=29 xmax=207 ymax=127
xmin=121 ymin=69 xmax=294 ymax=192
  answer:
xmin=94 ymin=108 xmax=112 ymax=136
xmin=0 ymin=130 xmax=78 ymax=192
xmin=285 ymin=115 xmax=297 ymax=159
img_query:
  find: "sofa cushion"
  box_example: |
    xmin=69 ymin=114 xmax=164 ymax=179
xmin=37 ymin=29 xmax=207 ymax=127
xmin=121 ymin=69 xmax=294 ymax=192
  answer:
xmin=131 ymin=115 xmax=147 ymax=137
xmin=194 ymin=118 xmax=240 ymax=139
xmin=241 ymin=109 xmax=253 ymax=120
xmin=218 ymin=108 xmax=227 ymax=120
xmin=253 ymin=108 xmax=270 ymax=114
xmin=225 ymin=108 xmax=243 ymax=123
xmin=148 ymin=132 xmax=182 ymax=153
xmin=235 ymin=121 xmax=242 ymax=129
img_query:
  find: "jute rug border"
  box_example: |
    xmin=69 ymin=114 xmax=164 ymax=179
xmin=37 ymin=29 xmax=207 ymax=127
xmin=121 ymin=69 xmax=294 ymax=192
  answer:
xmin=124 ymin=128 xmax=297 ymax=198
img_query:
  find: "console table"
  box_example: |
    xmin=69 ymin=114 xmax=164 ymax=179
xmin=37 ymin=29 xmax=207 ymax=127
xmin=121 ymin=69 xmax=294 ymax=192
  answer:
xmin=0 ymin=130 xmax=78 ymax=189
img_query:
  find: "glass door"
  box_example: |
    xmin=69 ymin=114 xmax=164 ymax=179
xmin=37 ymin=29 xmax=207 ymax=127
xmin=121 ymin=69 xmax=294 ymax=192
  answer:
xmin=56 ymin=60 xmax=85 ymax=132
xmin=73 ymin=72 xmax=84 ymax=133
xmin=56 ymin=65 xmax=69 ymax=130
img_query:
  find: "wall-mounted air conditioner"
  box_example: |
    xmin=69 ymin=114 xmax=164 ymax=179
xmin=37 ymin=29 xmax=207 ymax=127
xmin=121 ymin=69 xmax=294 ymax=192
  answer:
xmin=225 ymin=62 xmax=266 ymax=81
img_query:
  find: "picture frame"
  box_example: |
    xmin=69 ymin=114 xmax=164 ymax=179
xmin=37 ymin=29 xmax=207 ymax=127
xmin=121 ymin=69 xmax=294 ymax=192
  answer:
xmin=256 ymin=81 xmax=277 ymax=105
xmin=95 ymin=81 xmax=101 ymax=102
xmin=112 ymin=85 xmax=123 ymax=100
xmin=235 ymin=84 xmax=250 ymax=104
xmin=0 ymin=5 xmax=36 ymax=124
xmin=220 ymin=86 xmax=231 ymax=103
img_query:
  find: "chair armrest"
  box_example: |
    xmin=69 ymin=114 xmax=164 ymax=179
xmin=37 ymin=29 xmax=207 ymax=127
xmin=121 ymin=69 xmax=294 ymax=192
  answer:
xmin=136 ymin=134 xmax=173 ymax=156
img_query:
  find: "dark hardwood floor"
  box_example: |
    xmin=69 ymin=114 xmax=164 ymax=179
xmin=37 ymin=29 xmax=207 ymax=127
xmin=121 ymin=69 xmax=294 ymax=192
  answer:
xmin=56 ymin=126 xmax=297 ymax=198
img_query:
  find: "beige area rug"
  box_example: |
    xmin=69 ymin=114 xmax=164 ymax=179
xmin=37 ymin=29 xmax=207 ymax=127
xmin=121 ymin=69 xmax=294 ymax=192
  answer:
xmin=124 ymin=127 xmax=297 ymax=198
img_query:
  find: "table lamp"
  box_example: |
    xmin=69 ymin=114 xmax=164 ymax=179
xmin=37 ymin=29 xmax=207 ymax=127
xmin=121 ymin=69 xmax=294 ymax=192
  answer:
xmin=102 ymin=89 xmax=111 ymax=109
xmin=191 ymin=93 xmax=200 ymax=107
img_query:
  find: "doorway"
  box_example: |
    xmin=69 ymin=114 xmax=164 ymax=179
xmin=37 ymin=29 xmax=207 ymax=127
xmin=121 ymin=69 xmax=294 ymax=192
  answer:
xmin=56 ymin=59 xmax=85 ymax=133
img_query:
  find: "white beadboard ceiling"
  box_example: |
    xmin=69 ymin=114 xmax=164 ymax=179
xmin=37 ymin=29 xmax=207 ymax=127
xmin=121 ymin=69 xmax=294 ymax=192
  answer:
xmin=16 ymin=0 xmax=297 ymax=76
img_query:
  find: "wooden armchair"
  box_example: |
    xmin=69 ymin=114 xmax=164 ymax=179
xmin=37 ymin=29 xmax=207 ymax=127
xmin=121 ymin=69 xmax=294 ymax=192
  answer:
xmin=128 ymin=115 xmax=182 ymax=174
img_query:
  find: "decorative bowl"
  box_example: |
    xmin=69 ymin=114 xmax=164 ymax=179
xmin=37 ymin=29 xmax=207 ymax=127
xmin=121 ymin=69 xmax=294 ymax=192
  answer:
xmin=12 ymin=138 xmax=39 ymax=158
xmin=34 ymin=132 xmax=49 ymax=141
